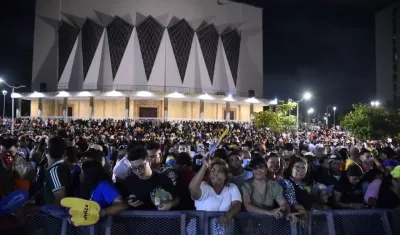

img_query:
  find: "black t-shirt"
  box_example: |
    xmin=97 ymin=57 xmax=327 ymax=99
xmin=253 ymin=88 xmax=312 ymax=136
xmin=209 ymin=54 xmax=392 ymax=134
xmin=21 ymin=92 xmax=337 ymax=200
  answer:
xmin=377 ymin=184 xmax=400 ymax=209
xmin=117 ymin=172 xmax=176 ymax=210
xmin=333 ymin=178 xmax=363 ymax=204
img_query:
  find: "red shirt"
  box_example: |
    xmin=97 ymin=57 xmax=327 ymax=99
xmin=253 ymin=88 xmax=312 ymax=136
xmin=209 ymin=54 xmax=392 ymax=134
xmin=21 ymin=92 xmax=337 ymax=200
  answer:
xmin=0 ymin=153 xmax=13 ymax=168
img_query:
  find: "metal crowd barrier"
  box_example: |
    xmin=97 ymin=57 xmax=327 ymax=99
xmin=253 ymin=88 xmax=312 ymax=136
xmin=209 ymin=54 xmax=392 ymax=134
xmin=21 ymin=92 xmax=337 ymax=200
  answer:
xmin=3 ymin=209 xmax=398 ymax=235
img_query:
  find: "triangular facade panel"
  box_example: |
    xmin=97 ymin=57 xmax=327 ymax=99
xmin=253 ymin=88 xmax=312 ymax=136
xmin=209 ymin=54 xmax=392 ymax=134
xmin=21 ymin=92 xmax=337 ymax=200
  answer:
xmin=58 ymin=21 xmax=80 ymax=80
xmin=136 ymin=16 xmax=165 ymax=80
xmin=168 ymin=19 xmax=194 ymax=83
xmin=99 ymin=30 xmax=113 ymax=89
xmin=113 ymin=27 xmax=135 ymax=88
xmin=165 ymin=31 xmax=181 ymax=88
xmin=107 ymin=17 xmax=134 ymax=79
xmin=221 ymin=29 xmax=240 ymax=86
xmin=82 ymin=19 xmax=104 ymax=79
xmin=194 ymin=34 xmax=213 ymax=91
xmin=132 ymin=28 xmax=148 ymax=86
xmin=213 ymin=38 xmax=230 ymax=93
xmin=196 ymin=24 xmax=219 ymax=84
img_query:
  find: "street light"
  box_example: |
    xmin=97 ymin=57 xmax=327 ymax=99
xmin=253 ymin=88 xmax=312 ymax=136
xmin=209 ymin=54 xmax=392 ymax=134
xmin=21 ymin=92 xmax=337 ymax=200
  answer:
xmin=371 ymin=101 xmax=380 ymax=107
xmin=2 ymin=90 xmax=7 ymax=118
xmin=323 ymin=116 xmax=328 ymax=126
xmin=333 ymin=106 xmax=337 ymax=126
xmin=295 ymin=92 xmax=312 ymax=130
xmin=0 ymin=78 xmax=25 ymax=133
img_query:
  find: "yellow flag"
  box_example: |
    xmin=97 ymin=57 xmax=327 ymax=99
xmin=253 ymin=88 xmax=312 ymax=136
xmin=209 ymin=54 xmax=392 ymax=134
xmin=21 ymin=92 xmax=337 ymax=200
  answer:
xmin=61 ymin=198 xmax=100 ymax=226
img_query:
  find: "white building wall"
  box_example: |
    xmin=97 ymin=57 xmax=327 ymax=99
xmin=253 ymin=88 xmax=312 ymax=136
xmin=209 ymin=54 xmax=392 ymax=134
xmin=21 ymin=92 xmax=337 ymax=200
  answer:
xmin=83 ymin=30 xmax=105 ymax=88
xmin=165 ymin=32 xmax=183 ymax=89
xmin=32 ymin=0 xmax=263 ymax=97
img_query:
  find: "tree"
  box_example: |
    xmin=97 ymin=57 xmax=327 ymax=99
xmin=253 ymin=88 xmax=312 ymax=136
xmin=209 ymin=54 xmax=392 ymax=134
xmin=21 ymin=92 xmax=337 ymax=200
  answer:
xmin=253 ymin=102 xmax=297 ymax=132
xmin=341 ymin=104 xmax=400 ymax=140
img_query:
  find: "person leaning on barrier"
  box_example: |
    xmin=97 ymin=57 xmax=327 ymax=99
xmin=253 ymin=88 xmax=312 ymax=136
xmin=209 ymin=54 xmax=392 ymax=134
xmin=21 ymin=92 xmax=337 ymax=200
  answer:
xmin=241 ymin=157 xmax=299 ymax=221
xmin=189 ymin=156 xmax=242 ymax=228
xmin=332 ymin=164 xmax=365 ymax=209
xmin=277 ymin=157 xmax=312 ymax=228
xmin=117 ymin=147 xmax=180 ymax=210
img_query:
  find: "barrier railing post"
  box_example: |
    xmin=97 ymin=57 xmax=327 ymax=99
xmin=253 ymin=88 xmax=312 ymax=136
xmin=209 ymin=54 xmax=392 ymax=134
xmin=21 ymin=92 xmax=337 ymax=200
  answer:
xmin=104 ymin=216 xmax=113 ymax=235
xmin=327 ymin=211 xmax=335 ymax=235
xmin=60 ymin=219 xmax=68 ymax=235
xmin=180 ymin=212 xmax=187 ymax=235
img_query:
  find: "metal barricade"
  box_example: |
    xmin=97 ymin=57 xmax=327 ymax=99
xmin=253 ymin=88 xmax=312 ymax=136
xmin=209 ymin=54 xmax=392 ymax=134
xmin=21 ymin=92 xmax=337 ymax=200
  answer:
xmin=2 ymin=210 xmax=398 ymax=235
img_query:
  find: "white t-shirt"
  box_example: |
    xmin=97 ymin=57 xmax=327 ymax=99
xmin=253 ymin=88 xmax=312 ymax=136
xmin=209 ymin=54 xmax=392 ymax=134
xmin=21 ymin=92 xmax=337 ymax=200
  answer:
xmin=112 ymin=157 xmax=131 ymax=182
xmin=195 ymin=182 xmax=242 ymax=211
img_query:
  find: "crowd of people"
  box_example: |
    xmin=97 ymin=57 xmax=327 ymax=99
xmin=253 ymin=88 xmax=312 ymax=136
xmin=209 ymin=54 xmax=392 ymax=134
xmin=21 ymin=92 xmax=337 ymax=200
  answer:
xmin=1 ymin=118 xmax=400 ymax=233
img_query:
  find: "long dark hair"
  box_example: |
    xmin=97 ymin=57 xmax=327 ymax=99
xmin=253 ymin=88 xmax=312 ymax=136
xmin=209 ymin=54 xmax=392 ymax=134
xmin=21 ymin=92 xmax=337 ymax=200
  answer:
xmin=80 ymin=161 xmax=111 ymax=200
xmin=284 ymin=157 xmax=308 ymax=179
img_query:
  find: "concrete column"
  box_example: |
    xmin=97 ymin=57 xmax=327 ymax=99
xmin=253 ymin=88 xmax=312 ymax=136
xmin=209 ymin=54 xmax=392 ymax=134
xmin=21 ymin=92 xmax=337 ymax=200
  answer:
xmin=38 ymin=98 xmax=43 ymax=118
xmin=16 ymin=98 xmax=22 ymax=118
xmin=89 ymin=97 xmax=94 ymax=119
xmin=200 ymin=100 xmax=204 ymax=121
xmin=125 ymin=97 xmax=130 ymax=119
xmin=250 ymin=103 xmax=254 ymax=120
xmin=225 ymin=102 xmax=231 ymax=121
xmin=164 ymin=97 xmax=168 ymax=120
xmin=63 ymin=97 xmax=68 ymax=122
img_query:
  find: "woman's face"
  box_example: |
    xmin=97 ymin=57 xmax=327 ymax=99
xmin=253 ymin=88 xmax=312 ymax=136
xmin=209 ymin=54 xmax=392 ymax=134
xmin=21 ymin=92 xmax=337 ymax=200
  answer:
xmin=319 ymin=189 xmax=329 ymax=204
xmin=252 ymin=165 xmax=267 ymax=180
xmin=209 ymin=164 xmax=227 ymax=186
xmin=348 ymin=176 xmax=361 ymax=185
xmin=291 ymin=162 xmax=307 ymax=181
xmin=267 ymin=157 xmax=280 ymax=173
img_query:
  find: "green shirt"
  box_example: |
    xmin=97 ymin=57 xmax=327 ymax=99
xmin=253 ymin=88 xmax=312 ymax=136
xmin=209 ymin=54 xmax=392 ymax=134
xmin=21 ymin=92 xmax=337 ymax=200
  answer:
xmin=44 ymin=160 xmax=71 ymax=204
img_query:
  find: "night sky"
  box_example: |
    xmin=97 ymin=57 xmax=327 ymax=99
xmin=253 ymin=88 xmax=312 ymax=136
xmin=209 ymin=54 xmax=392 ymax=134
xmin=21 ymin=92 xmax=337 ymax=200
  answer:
xmin=0 ymin=0 xmax=395 ymax=117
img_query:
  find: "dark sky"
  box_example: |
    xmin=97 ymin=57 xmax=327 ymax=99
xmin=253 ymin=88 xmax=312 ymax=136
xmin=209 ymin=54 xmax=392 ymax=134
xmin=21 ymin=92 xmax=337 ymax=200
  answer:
xmin=0 ymin=0 xmax=393 ymax=117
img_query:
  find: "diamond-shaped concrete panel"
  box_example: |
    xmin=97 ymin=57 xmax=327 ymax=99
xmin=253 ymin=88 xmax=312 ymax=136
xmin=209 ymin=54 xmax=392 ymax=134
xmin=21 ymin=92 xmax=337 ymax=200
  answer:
xmin=82 ymin=19 xmax=103 ymax=79
xmin=58 ymin=21 xmax=80 ymax=80
xmin=221 ymin=29 xmax=241 ymax=86
xmin=197 ymin=23 xmax=219 ymax=84
xmin=168 ymin=19 xmax=194 ymax=83
xmin=136 ymin=16 xmax=165 ymax=80
xmin=107 ymin=17 xmax=134 ymax=79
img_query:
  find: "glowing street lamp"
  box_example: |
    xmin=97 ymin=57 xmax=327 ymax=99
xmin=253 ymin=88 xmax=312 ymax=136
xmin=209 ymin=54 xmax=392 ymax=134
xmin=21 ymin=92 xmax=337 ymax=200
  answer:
xmin=2 ymin=90 xmax=7 ymax=118
xmin=333 ymin=106 xmax=337 ymax=126
xmin=0 ymin=78 xmax=25 ymax=133
xmin=371 ymin=101 xmax=380 ymax=107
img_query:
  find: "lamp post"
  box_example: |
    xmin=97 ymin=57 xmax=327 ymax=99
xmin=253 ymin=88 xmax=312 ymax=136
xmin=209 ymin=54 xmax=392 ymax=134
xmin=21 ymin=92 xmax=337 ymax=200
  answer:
xmin=2 ymin=90 xmax=7 ymax=118
xmin=307 ymin=108 xmax=314 ymax=127
xmin=323 ymin=116 xmax=328 ymax=126
xmin=295 ymin=92 xmax=312 ymax=130
xmin=333 ymin=106 xmax=337 ymax=126
xmin=0 ymin=78 xmax=25 ymax=133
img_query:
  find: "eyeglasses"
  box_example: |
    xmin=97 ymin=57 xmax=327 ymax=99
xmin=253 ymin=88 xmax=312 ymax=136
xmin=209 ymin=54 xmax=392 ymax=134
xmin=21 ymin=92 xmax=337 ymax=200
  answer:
xmin=293 ymin=166 xmax=307 ymax=172
xmin=130 ymin=161 xmax=148 ymax=172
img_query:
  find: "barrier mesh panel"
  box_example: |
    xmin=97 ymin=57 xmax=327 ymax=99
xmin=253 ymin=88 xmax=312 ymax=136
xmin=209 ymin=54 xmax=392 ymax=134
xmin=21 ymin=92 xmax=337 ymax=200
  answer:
xmin=3 ymin=214 xmax=63 ymax=235
xmin=208 ymin=215 xmax=291 ymax=235
xmin=311 ymin=214 xmax=328 ymax=235
xmin=186 ymin=213 xmax=200 ymax=235
xmin=110 ymin=215 xmax=181 ymax=235
xmin=333 ymin=213 xmax=384 ymax=235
